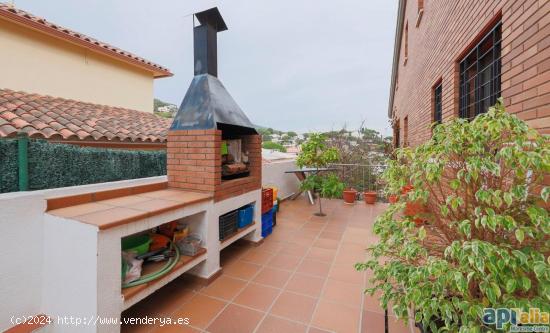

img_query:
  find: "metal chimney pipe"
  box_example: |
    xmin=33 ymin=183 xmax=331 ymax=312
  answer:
xmin=194 ymin=24 xmax=218 ymax=76
xmin=193 ymin=7 xmax=228 ymax=77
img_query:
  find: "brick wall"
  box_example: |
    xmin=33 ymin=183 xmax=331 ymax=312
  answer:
xmin=167 ymin=129 xmax=261 ymax=202
xmin=391 ymin=0 xmax=549 ymax=147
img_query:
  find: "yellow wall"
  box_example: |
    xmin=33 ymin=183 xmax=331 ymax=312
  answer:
xmin=0 ymin=19 xmax=155 ymax=112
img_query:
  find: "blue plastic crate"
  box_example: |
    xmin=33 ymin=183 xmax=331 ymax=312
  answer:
xmin=271 ymin=206 xmax=277 ymax=226
xmin=261 ymin=210 xmax=273 ymax=230
xmin=238 ymin=205 xmax=254 ymax=228
xmin=261 ymin=225 xmax=272 ymax=237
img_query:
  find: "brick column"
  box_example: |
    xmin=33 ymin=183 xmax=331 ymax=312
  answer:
xmin=167 ymin=129 xmax=222 ymax=192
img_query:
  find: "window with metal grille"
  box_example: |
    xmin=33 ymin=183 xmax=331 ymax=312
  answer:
xmin=459 ymin=22 xmax=502 ymax=119
xmin=434 ymin=82 xmax=442 ymax=124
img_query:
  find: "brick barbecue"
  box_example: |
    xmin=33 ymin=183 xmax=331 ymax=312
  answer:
xmin=167 ymin=8 xmax=261 ymax=202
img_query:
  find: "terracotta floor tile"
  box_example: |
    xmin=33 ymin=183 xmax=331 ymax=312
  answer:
xmin=233 ymin=283 xmax=281 ymax=311
xmin=324 ymin=223 xmax=348 ymax=232
xmin=266 ymin=253 xmax=302 ymax=271
xmin=256 ymin=315 xmax=308 ymax=333
xmin=278 ymin=243 xmax=310 ymax=257
xmin=137 ymin=283 xmax=196 ymax=317
xmin=307 ymin=327 xmax=333 ymax=333
xmin=270 ymin=291 xmax=317 ymax=324
xmin=173 ymin=294 xmax=226 ymax=329
xmin=223 ymin=261 xmax=261 ymax=280
xmin=363 ymin=290 xmax=384 ymax=313
xmin=321 ymin=279 xmax=363 ymax=309
xmin=361 ymin=310 xmax=386 ymax=333
xmin=302 ymin=222 xmax=325 ymax=230
xmin=241 ymin=249 xmax=275 ymax=264
xmin=253 ymin=267 xmax=292 ymax=288
xmin=150 ymin=323 xmax=200 ymax=333
xmin=259 ymin=239 xmax=285 ymax=252
xmin=389 ymin=315 xmax=413 ymax=333
xmin=206 ymin=304 xmax=264 ymax=333
xmin=318 ymin=231 xmax=343 ymax=241
xmin=306 ymin=247 xmax=336 ymax=263
xmin=301 ymin=228 xmax=322 ymax=238
xmin=296 ymin=259 xmax=331 ymax=278
xmin=328 ymin=263 xmax=365 ymax=285
xmin=312 ymin=300 xmax=360 ymax=333
xmin=312 ymin=238 xmax=340 ymax=250
xmin=201 ymin=275 xmax=247 ymax=300
xmin=285 ymin=273 xmax=325 ymax=297
xmin=289 ymin=234 xmax=317 ymax=246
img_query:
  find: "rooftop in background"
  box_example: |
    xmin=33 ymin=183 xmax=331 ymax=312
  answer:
xmin=0 ymin=2 xmax=172 ymax=78
xmin=0 ymin=89 xmax=171 ymax=144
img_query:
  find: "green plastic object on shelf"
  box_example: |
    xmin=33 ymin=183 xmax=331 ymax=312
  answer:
xmin=221 ymin=141 xmax=228 ymax=155
xmin=122 ymin=243 xmax=180 ymax=289
xmin=122 ymin=235 xmax=151 ymax=255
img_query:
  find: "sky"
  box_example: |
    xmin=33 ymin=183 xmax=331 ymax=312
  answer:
xmin=14 ymin=0 xmax=398 ymax=136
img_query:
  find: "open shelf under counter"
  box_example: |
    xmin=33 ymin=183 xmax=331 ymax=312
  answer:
xmin=122 ymin=247 xmax=207 ymax=310
xmin=220 ymin=222 xmax=256 ymax=251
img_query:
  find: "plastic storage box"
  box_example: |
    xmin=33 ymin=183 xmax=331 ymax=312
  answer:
xmin=238 ymin=205 xmax=254 ymax=228
xmin=262 ymin=188 xmax=274 ymax=214
xmin=219 ymin=210 xmax=238 ymax=241
xmin=271 ymin=206 xmax=277 ymax=227
xmin=261 ymin=210 xmax=273 ymax=237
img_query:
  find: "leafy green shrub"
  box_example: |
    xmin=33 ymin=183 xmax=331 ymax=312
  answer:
xmin=297 ymin=133 xmax=343 ymax=216
xmin=262 ymin=141 xmax=287 ymax=152
xmin=357 ymin=100 xmax=550 ymax=332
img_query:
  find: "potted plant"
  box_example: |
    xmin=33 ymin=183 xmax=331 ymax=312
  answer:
xmin=343 ymin=188 xmax=358 ymax=204
xmin=363 ymin=190 xmax=377 ymax=204
xmin=297 ymin=133 xmax=344 ymax=216
xmin=356 ymin=100 xmax=550 ymax=331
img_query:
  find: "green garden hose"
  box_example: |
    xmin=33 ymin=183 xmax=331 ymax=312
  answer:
xmin=122 ymin=243 xmax=180 ymax=288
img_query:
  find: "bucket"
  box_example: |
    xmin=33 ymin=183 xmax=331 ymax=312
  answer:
xmin=122 ymin=235 xmax=151 ymax=255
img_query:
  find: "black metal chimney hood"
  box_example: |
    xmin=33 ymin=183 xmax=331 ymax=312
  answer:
xmin=170 ymin=7 xmax=257 ymax=135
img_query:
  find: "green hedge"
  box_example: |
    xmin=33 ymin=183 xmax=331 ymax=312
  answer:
xmin=0 ymin=139 xmax=19 ymax=193
xmin=0 ymin=139 xmax=166 ymax=193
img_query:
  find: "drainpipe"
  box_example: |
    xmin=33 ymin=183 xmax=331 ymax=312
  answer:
xmin=17 ymin=132 xmax=29 ymax=191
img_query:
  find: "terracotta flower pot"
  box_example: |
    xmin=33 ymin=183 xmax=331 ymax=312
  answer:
xmin=404 ymin=201 xmax=428 ymax=227
xmin=401 ymin=184 xmax=414 ymax=195
xmin=413 ymin=217 xmax=425 ymax=227
xmin=388 ymin=194 xmax=399 ymax=204
xmin=343 ymin=189 xmax=357 ymax=204
xmin=364 ymin=191 xmax=377 ymax=204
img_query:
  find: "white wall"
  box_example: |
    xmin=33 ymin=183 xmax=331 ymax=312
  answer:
xmin=0 ymin=176 xmax=166 ymax=332
xmin=262 ymin=160 xmax=300 ymax=200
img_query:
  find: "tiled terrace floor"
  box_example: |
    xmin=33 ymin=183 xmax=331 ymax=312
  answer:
xmin=122 ymin=198 xmax=418 ymax=333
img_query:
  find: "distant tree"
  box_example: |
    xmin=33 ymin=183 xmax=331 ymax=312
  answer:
xmin=361 ymin=128 xmax=381 ymax=142
xmin=263 ymin=134 xmax=273 ymax=142
xmin=287 ymin=131 xmax=298 ymax=137
xmin=262 ymin=141 xmax=287 ymax=152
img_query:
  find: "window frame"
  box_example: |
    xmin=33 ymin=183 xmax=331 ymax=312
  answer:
xmin=458 ymin=21 xmax=502 ymax=119
xmin=433 ymin=80 xmax=443 ymax=125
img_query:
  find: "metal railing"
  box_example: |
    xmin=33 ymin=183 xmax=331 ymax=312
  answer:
xmin=330 ymin=163 xmax=387 ymax=194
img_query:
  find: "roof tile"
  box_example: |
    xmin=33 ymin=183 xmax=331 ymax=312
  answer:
xmin=0 ymin=89 xmax=171 ymax=143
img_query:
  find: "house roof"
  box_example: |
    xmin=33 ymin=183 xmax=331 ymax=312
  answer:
xmin=387 ymin=0 xmax=406 ymax=118
xmin=0 ymin=3 xmax=172 ymax=78
xmin=0 ymin=89 xmax=171 ymax=143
